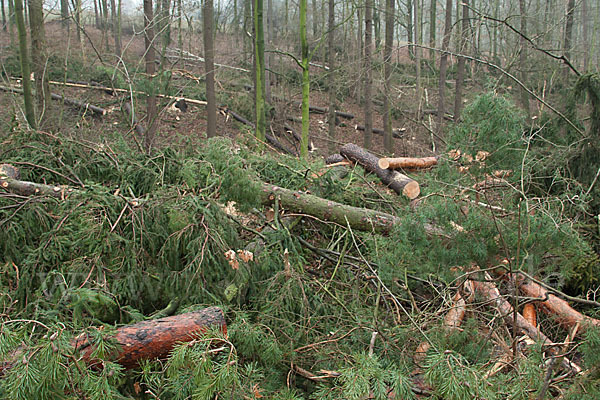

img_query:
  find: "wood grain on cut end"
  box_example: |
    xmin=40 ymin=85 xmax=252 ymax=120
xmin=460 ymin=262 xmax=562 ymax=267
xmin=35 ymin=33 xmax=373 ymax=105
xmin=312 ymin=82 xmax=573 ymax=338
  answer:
xmin=402 ymin=181 xmax=421 ymax=199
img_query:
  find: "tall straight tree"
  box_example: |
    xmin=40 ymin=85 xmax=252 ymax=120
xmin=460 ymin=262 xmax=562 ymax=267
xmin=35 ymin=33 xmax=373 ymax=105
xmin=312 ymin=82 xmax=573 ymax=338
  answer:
xmin=436 ymin=0 xmax=452 ymax=134
xmin=518 ymin=0 xmax=529 ymax=116
xmin=1 ymin=0 xmax=5 ymax=32
xmin=110 ymin=0 xmax=122 ymax=57
xmin=327 ymin=0 xmax=336 ymax=153
xmin=300 ymin=0 xmax=310 ymax=158
xmin=382 ymin=0 xmax=394 ymax=152
xmin=203 ymin=0 xmax=216 ymax=138
xmin=28 ymin=0 xmax=50 ymax=124
xmin=582 ymin=0 xmax=588 ymax=70
xmin=429 ymin=0 xmax=436 ymax=60
xmin=363 ymin=0 xmax=373 ymax=149
xmin=8 ymin=0 xmax=15 ymax=45
xmin=414 ymin=0 xmax=422 ymax=116
xmin=253 ymin=0 xmax=266 ymax=143
xmin=60 ymin=0 xmax=68 ymax=27
xmin=143 ymin=0 xmax=157 ymax=152
xmin=454 ymin=0 xmax=469 ymax=121
xmin=563 ymin=0 xmax=575 ymax=77
xmin=14 ymin=0 xmax=35 ymax=128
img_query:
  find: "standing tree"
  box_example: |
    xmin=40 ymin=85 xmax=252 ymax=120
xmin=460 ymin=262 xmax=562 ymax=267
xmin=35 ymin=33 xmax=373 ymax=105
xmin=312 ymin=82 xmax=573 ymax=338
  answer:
xmin=414 ymin=0 xmax=422 ymax=116
xmin=110 ymin=0 xmax=122 ymax=57
xmin=363 ymin=0 xmax=373 ymax=149
xmin=143 ymin=0 xmax=157 ymax=152
xmin=562 ymin=0 xmax=575 ymax=77
xmin=454 ymin=0 xmax=469 ymax=121
xmin=203 ymin=0 xmax=216 ymax=139
xmin=327 ymin=0 xmax=336 ymax=153
xmin=436 ymin=0 xmax=452 ymax=134
xmin=582 ymin=0 xmax=589 ymax=70
xmin=429 ymin=0 xmax=436 ymax=60
xmin=253 ymin=0 xmax=266 ymax=143
xmin=518 ymin=0 xmax=529 ymax=116
xmin=383 ymin=0 xmax=394 ymax=152
xmin=60 ymin=0 xmax=68 ymax=28
xmin=28 ymin=0 xmax=50 ymax=125
xmin=14 ymin=0 xmax=35 ymax=128
xmin=299 ymin=0 xmax=310 ymax=158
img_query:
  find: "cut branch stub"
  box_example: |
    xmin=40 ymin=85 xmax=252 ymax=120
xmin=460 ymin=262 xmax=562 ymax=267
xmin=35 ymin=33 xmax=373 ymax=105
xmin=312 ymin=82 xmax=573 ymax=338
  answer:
xmin=340 ymin=143 xmax=420 ymax=199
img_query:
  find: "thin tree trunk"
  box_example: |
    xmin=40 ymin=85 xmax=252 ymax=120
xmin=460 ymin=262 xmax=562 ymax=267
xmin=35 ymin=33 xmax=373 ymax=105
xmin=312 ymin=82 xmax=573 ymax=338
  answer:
xmin=454 ymin=0 xmax=469 ymax=121
xmin=562 ymin=0 xmax=575 ymax=77
xmin=311 ymin=0 xmax=317 ymax=38
xmin=300 ymin=0 xmax=310 ymax=158
xmin=436 ymin=0 xmax=452 ymax=135
xmin=407 ymin=0 xmax=413 ymax=58
xmin=101 ymin=0 xmax=109 ymax=51
xmin=414 ymin=0 xmax=421 ymax=116
xmin=253 ymin=0 xmax=266 ymax=143
xmin=243 ymin=0 xmax=251 ymax=62
xmin=265 ymin=0 xmax=272 ymax=102
xmin=363 ymin=0 xmax=373 ymax=149
xmin=203 ymin=0 xmax=216 ymax=139
xmin=327 ymin=0 xmax=336 ymax=154
xmin=60 ymin=0 xmax=68 ymax=28
xmin=383 ymin=0 xmax=394 ymax=153
xmin=8 ymin=0 xmax=15 ymax=44
xmin=110 ymin=0 xmax=122 ymax=57
xmin=94 ymin=0 xmax=100 ymax=28
xmin=429 ymin=0 xmax=436 ymax=60
xmin=1 ymin=0 xmax=5 ymax=31
xmin=143 ymin=0 xmax=157 ymax=152
xmin=581 ymin=0 xmax=589 ymax=71
xmin=14 ymin=0 xmax=35 ymax=128
xmin=28 ymin=0 xmax=50 ymax=125
xmin=518 ymin=0 xmax=529 ymax=116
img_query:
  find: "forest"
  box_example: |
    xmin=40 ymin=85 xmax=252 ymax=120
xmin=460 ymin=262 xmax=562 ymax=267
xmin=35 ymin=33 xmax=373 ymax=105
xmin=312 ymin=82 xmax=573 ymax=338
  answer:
xmin=0 ymin=0 xmax=599 ymax=398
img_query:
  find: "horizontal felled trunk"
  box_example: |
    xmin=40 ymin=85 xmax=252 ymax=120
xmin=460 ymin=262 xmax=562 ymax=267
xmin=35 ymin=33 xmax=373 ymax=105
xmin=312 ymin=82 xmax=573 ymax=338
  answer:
xmin=340 ymin=143 xmax=420 ymax=199
xmin=378 ymin=156 xmax=438 ymax=170
xmin=354 ymin=124 xmax=405 ymax=139
xmin=0 ymin=85 xmax=106 ymax=116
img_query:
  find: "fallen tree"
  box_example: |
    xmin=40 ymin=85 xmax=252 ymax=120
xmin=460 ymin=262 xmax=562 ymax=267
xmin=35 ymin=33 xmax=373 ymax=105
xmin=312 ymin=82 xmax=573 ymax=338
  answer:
xmin=354 ymin=124 xmax=405 ymax=139
xmin=378 ymin=156 xmax=438 ymax=170
xmin=339 ymin=143 xmax=420 ymax=199
xmin=0 ymin=85 xmax=107 ymax=116
xmin=1 ymin=307 xmax=226 ymax=375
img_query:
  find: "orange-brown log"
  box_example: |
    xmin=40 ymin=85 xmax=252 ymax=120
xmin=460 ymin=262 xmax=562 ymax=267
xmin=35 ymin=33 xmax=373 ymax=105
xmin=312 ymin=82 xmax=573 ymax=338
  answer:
xmin=522 ymin=303 xmax=537 ymax=328
xmin=512 ymin=275 xmax=600 ymax=332
xmin=73 ymin=307 xmax=226 ymax=369
xmin=340 ymin=143 xmax=420 ymax=199
xmin=378 ymin=156 xmax=438 ymax=170
xmin=414 ymin=291 xmax=466 ymax=366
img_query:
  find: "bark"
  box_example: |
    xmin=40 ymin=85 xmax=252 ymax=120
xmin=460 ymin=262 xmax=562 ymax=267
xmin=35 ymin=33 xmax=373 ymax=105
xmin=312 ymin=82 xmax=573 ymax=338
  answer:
xmin=110 ymin=0 xmax=122 ymax=57
xmin=265 ymin=0 xmax=272 ymax=102
xmin=582 ymin=0 xmax=588 ymax=70
xmin=1 ymin=308 xmax=226 ymax=375
xmin=324 ymin=154 xmax=346 ymax=165
xmin=123 ymin=101 xmax=146 ymax=136
xmin=8 ymin=0 xmax=14 ymax=43
xmin=299 ymin=104 xmax=354 ymax=120
xmin=0 ymin=164 xmax=21 ymax=179
xmin=355 ymin=124 xmax=404 ymax=139
xmin=517 ymin=0 xmax=529 ymax=116
xmin=0 ymin=176 xmax=75 ymax=199
xmin=94 ymin=0 xmax=100 ymax=28
xmin=101 ymin=0 xmax=109 ymax=51
xmin=563 ymin=0 xmax=575 ymax=76
xmin=203 ymin=0 xmax=216 ymax=138
xmin=74 ymin=307 xmax=226 ymax=369
xmin=327 ymin=0 xmax=335 ymax=154
xmin=300 ymin=0 xmax=309 ymax=158
xmin=60 ymin=0 xmax=68 ymax=27
xmin=363 ymin=0 xmax=373 ymax=149
xmin=0 ymin=85 xmax=107 ymax=116
xmin=437 ymin=0 xmax=452 ymax=134
xmin=253 ymin=0 xmax=266 ymax=142
xmin=28 ymin=0 xmax=50 ymax=123
xmin=340 ymin=143 xmax=420 ymax=199
xmin=382 ymin=0 xmax=394 ymax=152
xmin=143 ymin=0 xmax=157 ymax=152
xmin=378 ymin=156 xmax=438 ymax=170
xmin=414 ymin=0 xmax=421 ymax=116
xmin=453 ymin=0 xmax=469 ymax=121
xmin=510 ymin=273 xmax=600 ymax=332
xmin=406 ymin=0 xmax=413 ymax=58
xmin=429 ymin=0 xmax=436 ymax=60
xmin=13 ymin=0 xmax=35 ymax=128
xmin=284 ymin=123 xmax=314 ymax=152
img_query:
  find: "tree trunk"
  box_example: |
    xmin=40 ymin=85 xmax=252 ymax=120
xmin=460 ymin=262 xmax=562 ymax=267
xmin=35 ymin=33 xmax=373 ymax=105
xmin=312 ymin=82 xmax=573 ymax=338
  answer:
xmin=436 ymin=0 xmax=452 ymax=135
xmin=454 ymin=0 xmax=469 ymax=121
xmin=429 ymin=0 xmax=436 ymax=60
xmin=378 ymin=156 xmax=438 ymax=170
xmin=363 ymin=0 xmax=373 ymax=149
xmin=243 ymin=0 xmax=251 ymax=62
xmin=94 ymin=0 xmax=100 ymax=28
xmin=253 ymin=0 xmax=266 ymax=143
xmin=101 ymin=0 xmax=109 ymax=51
xmin=382 ymin=0 xmax=394 ymax=153
xmin=265 ymin=0 xmax=272 ymax=102
xmin=518 ymin=0 xmax=529 ymax=116
xmin=327 ymin=0 xmax=336 ymax=154
xmin=300 ymin=0 xmax=310 ymax=158
xmin=562 ymin=0 xmax=575 ymax=77
xmin=203 ymin=0 xmax=216 ymax=138
xmin=581 ymin=0 xmax=588 ymax=70
xmin=414 ymin=0 xmax=422 ymax=116
xmin=311 ymin=0 xmax=317 ymax=38
xmin=8 ymin=0 xmax=15 ymax=44
xmin=110 ymin=0 xmax=122 ymax=57
xmin=28 ymin=0 xmax=50 ymax=125
xmin=143 ymin=0 xmax=157 ymax=152
xmin=340 ymin=143 xmax=420 ymax=199
xmin=59 ymin=0 xmax=68 ymax=28
xmin=406 ymin=0 xmax=413 ymax=59
xmin=14 ymin=0 xmax=35 ymax=129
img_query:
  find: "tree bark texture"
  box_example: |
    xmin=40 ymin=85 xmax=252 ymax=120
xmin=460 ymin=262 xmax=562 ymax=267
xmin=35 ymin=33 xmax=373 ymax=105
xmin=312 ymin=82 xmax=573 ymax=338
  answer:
xmin=14 ymin=0 xmax=35 ymax=128
xmin=327 ymin=0 xmax=336 ymax=154
xmin=378 ymin=156 xmax=438 ymax=170
xmin=74 ymin=307 xmax=226 ymax=369
xmin=300 ymin=0 xmax=310 ymax=158
xmin=29 ymin=0 xmax=51 ymax=121
xmin=563 ymin=0 xmax=575 ymax=76
xmin=518 ymin=0 xmax=529 ymax=115
xmin=437 ymin=0 xmax=453 ymax=134
xmin=340 ymin=143 xmax=420 ymax=199
xmin=203 ymin=0 xmax=216 ymax=138
xmin=253 ymin=0 xmax=266 ymax=142
xmin=453 ymin=0 xmax=469 ymax=121
xmin=429 ymin=0 xmax=436 ymax=60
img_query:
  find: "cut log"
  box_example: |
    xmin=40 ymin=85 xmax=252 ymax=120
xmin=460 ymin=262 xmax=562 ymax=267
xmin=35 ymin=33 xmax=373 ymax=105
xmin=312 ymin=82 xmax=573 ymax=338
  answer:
xmin=522 ymin=303 xmax=537 ymax=328
xmin=354 ymin=124 xmax=405 ymax=139
xmin=0 ymin=176 xmax=75 ymax=199
xmin=74 ymin=307 xmax=226 ymax=369
xmin=122 ymin=102 xmax=146 ymax=136
xmin=294 ymin=103 xmax=354 ymax=119
xmin=0 ymin=85 xmax=106 ymax=116
xmin=378 ymin=156 xmax=438 ymax=170
xmin=510 ymin=273 xmax=600 ymax=332
xmin=0 ymin=308 xmax=226 ymax=376
xmin=339 ymin=143 xmax=420 ymax=199
xmin=324 ymin=154 xmax=346 ymax=165
xmin=284 ymin=123 xmax=314 ymax=152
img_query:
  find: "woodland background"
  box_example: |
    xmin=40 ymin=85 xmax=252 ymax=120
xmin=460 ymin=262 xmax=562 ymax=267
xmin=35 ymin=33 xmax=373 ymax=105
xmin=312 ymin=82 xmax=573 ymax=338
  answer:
xmin=0 ymin=0 xmax=599 ymax=398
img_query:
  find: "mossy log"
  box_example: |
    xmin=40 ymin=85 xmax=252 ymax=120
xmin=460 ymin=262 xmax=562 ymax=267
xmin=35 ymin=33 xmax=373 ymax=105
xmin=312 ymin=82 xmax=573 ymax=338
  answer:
xmin=74 ymin=307 xmax=226 ymax=369
xmin=378 ymin=156 xmax=438 ymax=170
xmin=340 ymin=143 xmax=420 ymax=199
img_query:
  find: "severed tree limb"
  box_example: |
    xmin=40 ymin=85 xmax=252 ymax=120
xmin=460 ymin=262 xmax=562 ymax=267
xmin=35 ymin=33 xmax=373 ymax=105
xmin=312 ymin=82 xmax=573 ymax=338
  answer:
xmin=354 ymin=124 xmax=405 ymax=139
xmin=340 ymin=143 xmax=420 ymax=199
xmin=1 ymin=308 xmax=226 ymax=375
xmin=0 ymin=85 xmax=107 ymax=115
xmin=378 ymin=156 xmax=438 ymax=170
xmin=0 ymin=176 xmax=75 ymax=199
